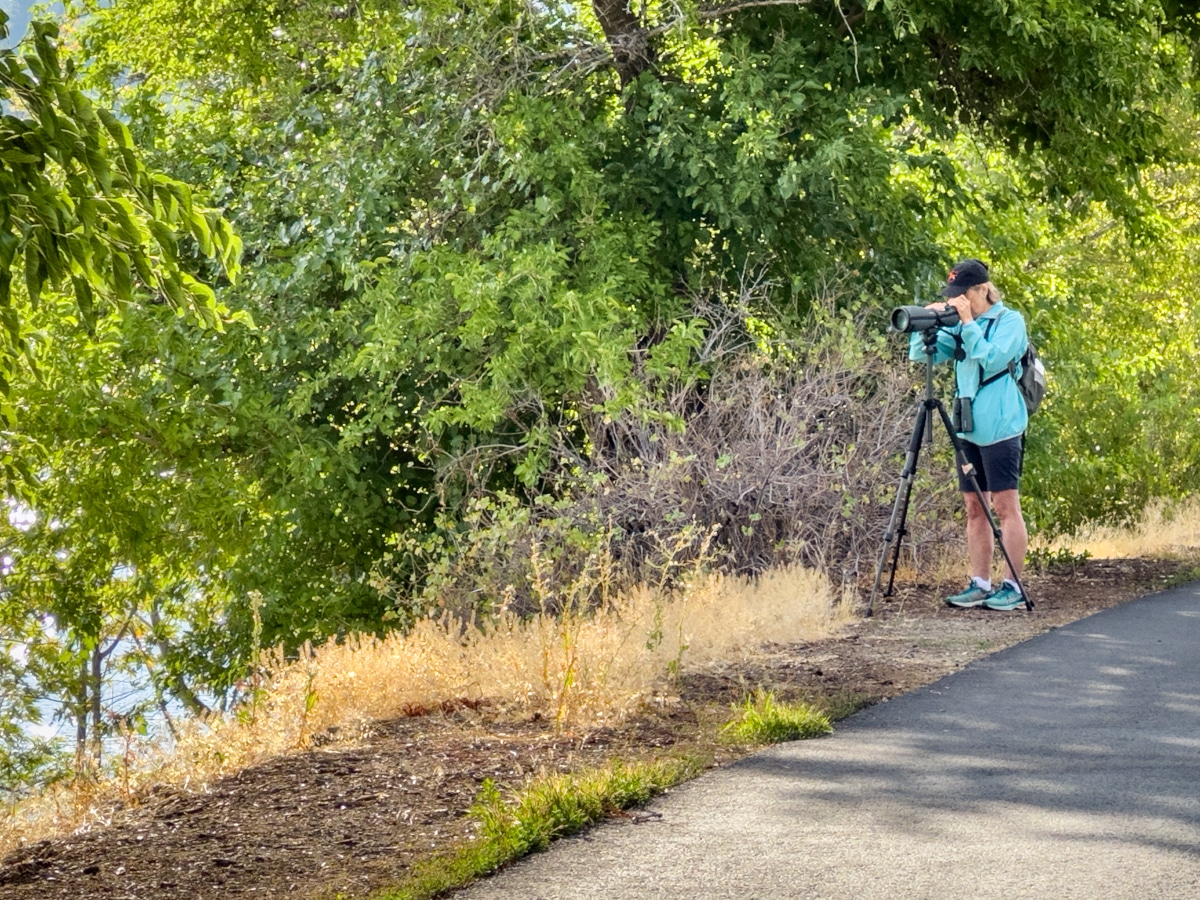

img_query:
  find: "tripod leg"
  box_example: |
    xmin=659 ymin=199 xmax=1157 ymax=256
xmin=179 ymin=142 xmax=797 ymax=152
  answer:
xmin=884 ymin=419 xmax=924 ymax=597
xmin=867 ymin=402 xmax=929 ymax=616
xmin=932 ymin=401 xmax=1034 ymax=611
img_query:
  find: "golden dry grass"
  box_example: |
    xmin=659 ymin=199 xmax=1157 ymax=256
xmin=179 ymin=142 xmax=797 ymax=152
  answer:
xmin=890 ymin=496 xmax=1200 ymax=586
xmin=1041 ymin=497 xmax=1200 ymax=559
xmin=0 ymin=563 xmax=849 ymax=856
xmin=175 ymin=563 xmax=850 ymax=761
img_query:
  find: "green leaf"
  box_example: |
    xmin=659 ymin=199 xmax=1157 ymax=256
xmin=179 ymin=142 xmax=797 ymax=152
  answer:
xmin=146 ymin=220 xmax=179 ymax=265
xmin=111 ymin=251 xmax=133 ymax=302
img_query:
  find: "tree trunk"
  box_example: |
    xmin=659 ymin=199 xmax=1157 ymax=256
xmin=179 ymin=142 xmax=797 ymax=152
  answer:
xmin=74 ymin=657 xmax=91 ymax=781
xmin=90 ymin=645 xmax=103 ymax=771
xmin=591 ymin=0 xmax=655 ymax=86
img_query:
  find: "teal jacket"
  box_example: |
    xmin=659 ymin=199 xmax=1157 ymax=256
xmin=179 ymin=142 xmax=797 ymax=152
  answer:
xmin=908 ymin=301 xmax=1029 ymax=446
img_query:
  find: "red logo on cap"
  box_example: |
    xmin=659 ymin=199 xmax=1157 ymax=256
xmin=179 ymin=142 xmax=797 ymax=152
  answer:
xmin=947 ymin=271 xmax=957 ymax=282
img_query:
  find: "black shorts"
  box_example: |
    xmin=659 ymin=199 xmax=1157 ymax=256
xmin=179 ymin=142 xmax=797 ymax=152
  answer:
xmin=958 ymin=436 xmax=1024 ymax=493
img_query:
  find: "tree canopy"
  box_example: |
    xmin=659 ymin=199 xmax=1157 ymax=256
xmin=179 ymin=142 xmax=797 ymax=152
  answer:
xmin=0 ymin=10 xmax=241 ymax=439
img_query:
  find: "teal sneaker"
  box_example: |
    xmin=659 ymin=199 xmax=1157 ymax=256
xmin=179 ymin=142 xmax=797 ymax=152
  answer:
xmin=945 ymin=581 xmax=991 ymax=608
xmin=984 ymin=583 xmax=1025 ymax=610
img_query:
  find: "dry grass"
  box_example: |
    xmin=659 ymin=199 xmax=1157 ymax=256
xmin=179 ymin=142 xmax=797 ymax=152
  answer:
xmin=192 ymin=563 xmax=849 ymax=754
xmin=1040 ymin=496 xmax=1200 ymax=559
xmin=887 ymin=495 xmax=1200 ymax=590
xmin=0 ymin=562 xmax=849 ymax=857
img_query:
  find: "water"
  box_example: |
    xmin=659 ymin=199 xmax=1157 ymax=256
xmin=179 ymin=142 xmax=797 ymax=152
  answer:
xmin=11 ymin=634 xmax=201 ymax=791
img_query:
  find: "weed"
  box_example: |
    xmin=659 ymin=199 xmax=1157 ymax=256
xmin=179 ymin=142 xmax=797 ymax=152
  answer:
xmin=721 ymin=689 xmax=833 ymax=744
xmin=380 ymin=756 xmax=706 ymax=900
xmin=1160 ymin=566 xmax=1200 ymax=589
xmin=1028 ymin=546 xmax=1091 ymax=575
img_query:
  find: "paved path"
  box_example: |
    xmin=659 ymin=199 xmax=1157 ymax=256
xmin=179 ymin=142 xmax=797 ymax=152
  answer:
xmin=462 ymin=582 xmax=1200 ymax=898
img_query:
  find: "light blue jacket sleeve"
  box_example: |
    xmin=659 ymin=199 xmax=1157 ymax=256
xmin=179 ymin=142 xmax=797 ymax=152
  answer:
xmin=908 ymin=303 xmax=1029 ymax=446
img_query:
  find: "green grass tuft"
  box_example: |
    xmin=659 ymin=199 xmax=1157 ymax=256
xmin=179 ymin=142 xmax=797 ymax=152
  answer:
xmin=376 ymin=755 xmax=706 ymax=900
xmin=1161 ymin=565 xmax=1200 ymax=589
xmin=721 ymin=689 xmax=833 ymax=744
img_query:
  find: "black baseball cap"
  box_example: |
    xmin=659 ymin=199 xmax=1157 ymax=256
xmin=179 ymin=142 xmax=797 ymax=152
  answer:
xmin=939 ymin=259 xmax=989 ymax=297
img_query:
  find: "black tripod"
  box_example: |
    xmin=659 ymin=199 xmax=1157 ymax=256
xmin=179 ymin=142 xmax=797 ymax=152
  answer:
xmin=866 ymin=327 xmax=1033 ymax=615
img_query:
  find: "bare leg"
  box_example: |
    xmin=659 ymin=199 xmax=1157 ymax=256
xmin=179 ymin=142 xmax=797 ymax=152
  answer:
xmin=963 ymin=491 xmax=993 ymax=582
xmin=990 ymin=489 xmax=1027 ymax=581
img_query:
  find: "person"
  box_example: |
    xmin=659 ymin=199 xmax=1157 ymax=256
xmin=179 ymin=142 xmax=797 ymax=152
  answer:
xmin=909 ymin=258 xmax=1029 ymax=611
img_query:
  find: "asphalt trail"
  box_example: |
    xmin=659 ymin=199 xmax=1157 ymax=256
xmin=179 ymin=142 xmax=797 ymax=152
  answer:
xmin=461 ymin=582 xmax=1200 ymax=899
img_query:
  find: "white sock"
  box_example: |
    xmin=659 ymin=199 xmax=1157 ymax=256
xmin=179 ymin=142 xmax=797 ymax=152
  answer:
xmin=972 ymin=576 xmax=993 ymax=591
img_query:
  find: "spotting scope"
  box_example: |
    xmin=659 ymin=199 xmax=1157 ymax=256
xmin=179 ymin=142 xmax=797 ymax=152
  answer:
xmin=890 ymin=304 xmax=961 ymax=333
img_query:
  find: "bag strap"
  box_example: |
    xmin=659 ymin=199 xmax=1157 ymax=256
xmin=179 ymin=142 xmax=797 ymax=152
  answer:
xmin=980 ymin=365 xmax=1015 ymax=388
xmin=977 ymin=313 xmax=1018 ymax=389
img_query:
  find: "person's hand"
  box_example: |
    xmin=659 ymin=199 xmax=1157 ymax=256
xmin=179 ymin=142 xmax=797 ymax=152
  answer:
xmin=944 ymin=295 xmax=973 ymax=323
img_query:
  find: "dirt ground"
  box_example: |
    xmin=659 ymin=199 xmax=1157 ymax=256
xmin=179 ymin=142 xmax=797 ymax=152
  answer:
xmin=1 ymin=556 xmax=1196 ymax=900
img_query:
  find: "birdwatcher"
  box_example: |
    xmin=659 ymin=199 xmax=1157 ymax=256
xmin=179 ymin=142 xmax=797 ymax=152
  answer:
xmin=909 ymin=258 xmax=1030 ymax=611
